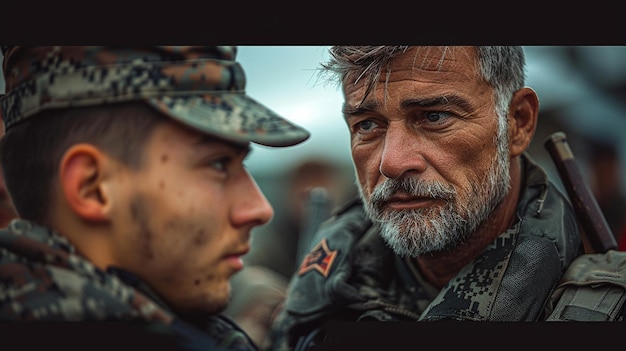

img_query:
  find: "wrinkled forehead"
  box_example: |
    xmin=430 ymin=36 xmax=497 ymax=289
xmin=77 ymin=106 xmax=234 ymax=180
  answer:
xmin=394 ymin=46 xmax=477 ymax=73
xmin=343 ymin=46 xmax=479 ymax=100
xmin=366 ymin=46 xmax=478 ymax=81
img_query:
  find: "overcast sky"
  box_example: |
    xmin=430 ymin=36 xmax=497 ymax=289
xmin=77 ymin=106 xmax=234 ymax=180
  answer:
xmin=236 ymin=46 xmax=351 ymax=174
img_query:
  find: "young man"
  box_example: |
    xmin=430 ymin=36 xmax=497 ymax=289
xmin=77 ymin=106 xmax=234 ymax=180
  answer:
xmin=0 ymin=46 xmax=309 ymax=350
xmin=269 ymin=46 xmax=626 ymax=351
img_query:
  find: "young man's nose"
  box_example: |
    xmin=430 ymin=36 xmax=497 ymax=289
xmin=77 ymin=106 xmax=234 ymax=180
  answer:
xmin=231 ymin=173 xmax=274 ymax=228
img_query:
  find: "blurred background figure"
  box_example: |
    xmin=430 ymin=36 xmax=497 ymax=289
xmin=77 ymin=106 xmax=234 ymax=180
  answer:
xmin=583 ymin=137 xmax=626 ymax=248
xmin=223 ymin=265 xmax=288 ymax=350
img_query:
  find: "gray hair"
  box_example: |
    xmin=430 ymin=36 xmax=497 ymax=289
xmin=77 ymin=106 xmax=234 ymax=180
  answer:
xmin=318 ymin=46 xmax=526 ymax=126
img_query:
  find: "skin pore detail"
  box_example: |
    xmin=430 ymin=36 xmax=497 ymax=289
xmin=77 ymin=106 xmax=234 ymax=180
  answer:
xmin=101 ymin=121 xmax=272 ymax=316
xmin=345 ymin=47 xmax=513 ymax=286
xmin=194 ymin=228 xmax=209 ymax=246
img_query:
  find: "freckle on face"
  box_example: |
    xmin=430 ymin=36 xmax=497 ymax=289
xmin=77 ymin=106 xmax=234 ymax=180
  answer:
xmin=194 ymin=228 xmax=207 ymax=245
xmin=161 ymin=154 xmax=169 ymax=163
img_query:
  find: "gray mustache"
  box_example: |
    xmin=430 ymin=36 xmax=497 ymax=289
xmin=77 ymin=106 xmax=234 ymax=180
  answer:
xmin=370 ymin=178 xmax=456 ymax=206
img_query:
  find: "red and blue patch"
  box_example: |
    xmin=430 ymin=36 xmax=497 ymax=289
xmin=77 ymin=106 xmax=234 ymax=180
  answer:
xmin=297 ymin=238 xmax=338 ymax=278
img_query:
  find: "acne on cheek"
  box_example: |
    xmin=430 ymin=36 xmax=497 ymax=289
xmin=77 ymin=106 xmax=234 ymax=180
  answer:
xmin=157 ymin=152 xmax=168 ymax=190
xmin=193 ymin=273 xmax=216 ymax=286
xmin=193 ymin=228 xmax=208 ymax=245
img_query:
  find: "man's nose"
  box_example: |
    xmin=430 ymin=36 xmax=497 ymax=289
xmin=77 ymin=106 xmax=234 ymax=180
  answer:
xmin=379 ymin=123 xmax=427 ymax=179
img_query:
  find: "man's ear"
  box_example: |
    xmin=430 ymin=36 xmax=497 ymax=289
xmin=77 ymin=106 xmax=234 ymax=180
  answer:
xmin=59 ymin=143 xmax=111 ymax=222
xmin=508 ymin=87 xmax=539 ymax=157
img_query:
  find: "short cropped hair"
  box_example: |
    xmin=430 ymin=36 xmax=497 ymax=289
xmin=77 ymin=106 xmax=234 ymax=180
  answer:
xmin=0 ymin=101 xmax=166 ymax=223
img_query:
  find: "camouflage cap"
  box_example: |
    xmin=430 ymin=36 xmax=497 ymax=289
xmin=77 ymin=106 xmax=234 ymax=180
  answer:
xmin=0 ymin=46 xmax=310 ymax=147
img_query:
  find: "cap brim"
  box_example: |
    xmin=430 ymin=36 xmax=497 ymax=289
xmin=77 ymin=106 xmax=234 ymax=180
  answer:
xmin=146 ymin=93 xmax=310 ymax=147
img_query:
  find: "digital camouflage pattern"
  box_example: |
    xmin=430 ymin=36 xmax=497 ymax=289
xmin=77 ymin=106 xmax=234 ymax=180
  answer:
xmin=0 ymin=219 xmax=258 ymax=351
xmin=0 ymin=46 xmax=309 ymax=147
xmin=268 ymin=154 xmax=583 ymax=351
xmin=0 ymin=219 xmax=173 ymax=321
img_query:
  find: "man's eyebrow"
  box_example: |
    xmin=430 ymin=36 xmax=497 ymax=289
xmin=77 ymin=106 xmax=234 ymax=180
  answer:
xmin=401 ymin=95 xmax=473 ymax=111
xmin=342 ymin=94 xmax=473 ymax=119
xmin=342 ymin=101 xmax=380 ymax=117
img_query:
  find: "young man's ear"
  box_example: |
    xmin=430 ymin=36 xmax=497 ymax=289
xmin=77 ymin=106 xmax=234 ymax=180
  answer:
xmin=508 ymin=87 xmax=539 ymax=157
xmin=59 ymin=143 xmax=111 ymax=222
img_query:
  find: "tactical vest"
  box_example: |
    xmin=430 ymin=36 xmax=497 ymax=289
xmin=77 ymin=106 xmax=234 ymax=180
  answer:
xmin=545 ymin=249 xmax=626 ymax=321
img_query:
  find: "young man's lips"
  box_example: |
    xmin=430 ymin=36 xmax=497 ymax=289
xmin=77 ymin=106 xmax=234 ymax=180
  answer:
xmin=223 ymin=247 xmax=250 ymax=271
xmin=224 ymin=255 xmax=245 ymax=271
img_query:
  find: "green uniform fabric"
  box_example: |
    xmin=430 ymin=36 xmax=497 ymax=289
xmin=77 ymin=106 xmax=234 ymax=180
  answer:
xmin=269 ymin=154 xmax=585 ymax=351
xmin=0 ymin=219 xmax=257 ymax=351
xmin=546 ymin=249 xmax=626 ymax=321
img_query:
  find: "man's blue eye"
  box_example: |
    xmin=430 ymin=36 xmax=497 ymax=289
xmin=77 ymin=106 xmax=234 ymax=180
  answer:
xmin=426 ymin=112 xmax=444 ymax=122
xmin=357 ymin=120 xmax=376 ymax=131
xmin=425 ymin=111 xmax=452 ymax=124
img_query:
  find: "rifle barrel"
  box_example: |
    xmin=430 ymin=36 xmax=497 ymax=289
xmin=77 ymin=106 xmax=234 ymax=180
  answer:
xmin=544 ymin=131 xmax=617 ymax=253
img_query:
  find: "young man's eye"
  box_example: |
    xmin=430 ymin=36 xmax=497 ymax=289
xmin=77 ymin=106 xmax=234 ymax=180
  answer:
xmin=209 ymin=157 xmax=231 ymax=172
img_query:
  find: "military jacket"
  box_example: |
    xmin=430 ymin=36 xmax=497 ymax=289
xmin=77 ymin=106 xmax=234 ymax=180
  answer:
xmin=269 ymin=154 xmax=585 ymax=351
xmin=0 ymin=219 xmax=257 ymax=351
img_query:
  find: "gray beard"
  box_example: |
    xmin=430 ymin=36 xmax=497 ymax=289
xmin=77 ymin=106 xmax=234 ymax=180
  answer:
xmin=359 ymin=141 xmax=511 ymax=258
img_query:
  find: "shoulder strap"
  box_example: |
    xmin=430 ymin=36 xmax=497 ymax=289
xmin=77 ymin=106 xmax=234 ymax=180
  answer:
xmin=546 ymin=250 xmax=626 ymax=321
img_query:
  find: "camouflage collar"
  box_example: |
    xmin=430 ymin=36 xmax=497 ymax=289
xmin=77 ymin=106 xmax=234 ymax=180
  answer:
xmin=0 ymin=219 xmax=174 ymax=323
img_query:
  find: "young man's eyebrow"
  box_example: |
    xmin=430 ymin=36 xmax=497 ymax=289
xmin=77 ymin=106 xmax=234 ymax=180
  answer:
xmin=195 ymin=135 xmax=252 ymax=156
